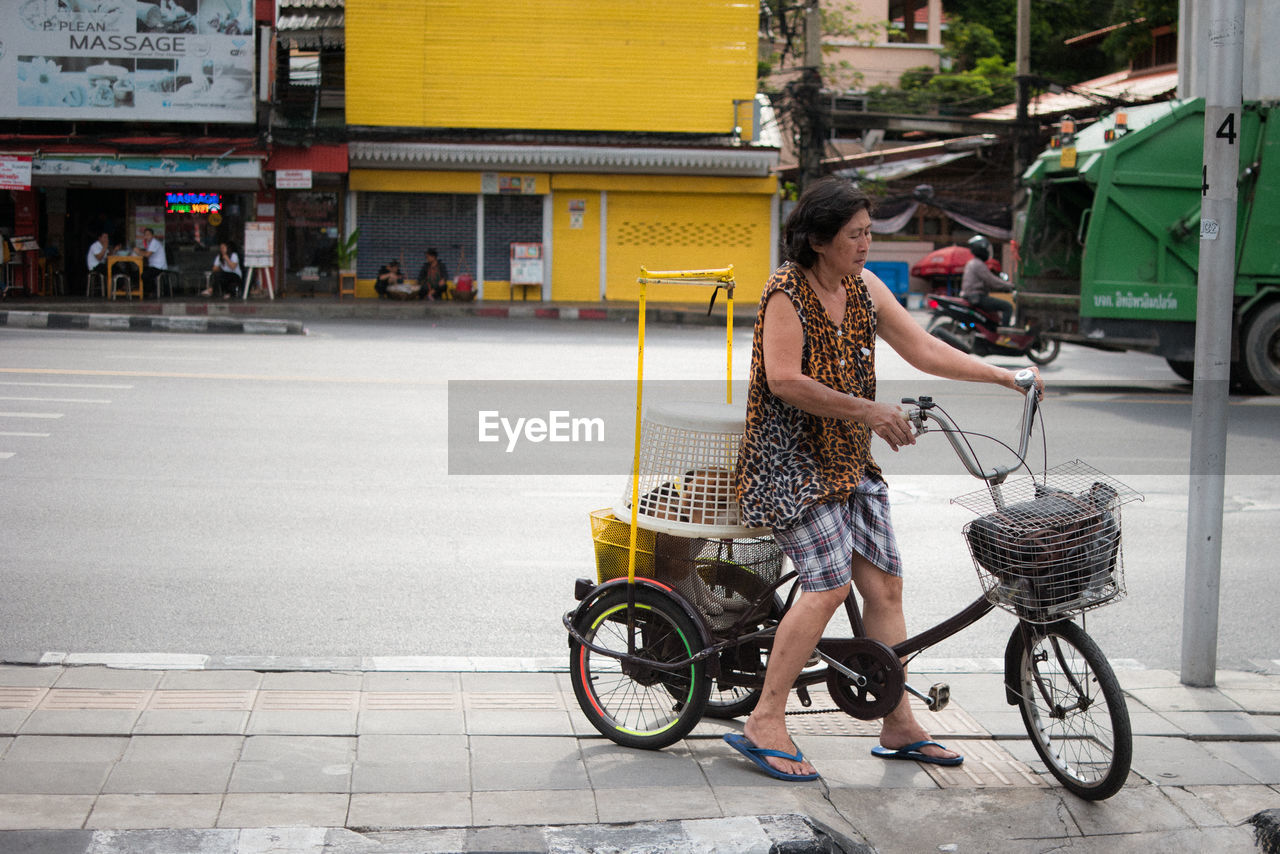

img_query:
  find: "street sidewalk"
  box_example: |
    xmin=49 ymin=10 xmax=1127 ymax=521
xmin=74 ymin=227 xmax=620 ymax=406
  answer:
xmin=0 ymin=294 xmax=767 ymax=336
xmin=0 ymin=655 xmax=1277 ymax=853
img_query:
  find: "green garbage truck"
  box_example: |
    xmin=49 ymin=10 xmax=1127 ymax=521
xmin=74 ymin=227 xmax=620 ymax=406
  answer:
xmin=1015 ymin=98 xmax=1280 ymax=393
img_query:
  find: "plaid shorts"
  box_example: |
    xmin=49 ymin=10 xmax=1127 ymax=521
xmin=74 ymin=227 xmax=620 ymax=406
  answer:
xmin=773 ymin=477 xmax=904 ymax=592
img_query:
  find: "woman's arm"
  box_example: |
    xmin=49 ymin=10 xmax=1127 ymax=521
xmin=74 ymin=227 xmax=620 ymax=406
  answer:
xmin=761 ymin=290 xmax=917 ymax=451
xmin=863 ymin=269 xmax=1029 ymax=392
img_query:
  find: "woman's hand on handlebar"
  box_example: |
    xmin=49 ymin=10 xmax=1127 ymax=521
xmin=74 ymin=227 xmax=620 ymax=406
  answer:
xmin=1010 ymin=366 xmax=1044 ymax=398
xmin=869 ymin=400 xmax=916 ymax=452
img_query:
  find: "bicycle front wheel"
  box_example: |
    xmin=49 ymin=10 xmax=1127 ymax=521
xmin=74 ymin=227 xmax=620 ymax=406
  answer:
xmin=1008 ymin=620 xmax=1132 ymax=800
xmin=569 ymin=585 xmax=710 ymax=750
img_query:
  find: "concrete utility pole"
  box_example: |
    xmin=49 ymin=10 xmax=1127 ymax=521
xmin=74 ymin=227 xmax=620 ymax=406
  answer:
xmin=1013 ymin=0 xmax=1033 ymax=176
xmin=797 ymin=0 xmax=826 ymax=191
xmin=1181 ymin=0 xmax=1244 ymax=687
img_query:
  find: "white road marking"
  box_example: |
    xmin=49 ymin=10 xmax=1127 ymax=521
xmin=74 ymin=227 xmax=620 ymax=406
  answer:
xmin=0 ymin=412 xmax=63 ymax=419
xmin=0 ymin=396 xmax=110 ymax=404
xmin=0 ymin=381 xmax=133 ymax=389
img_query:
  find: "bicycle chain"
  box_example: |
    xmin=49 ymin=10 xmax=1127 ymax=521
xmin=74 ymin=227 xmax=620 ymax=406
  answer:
xmin=786 ymin=706 xmax=842 ymax=716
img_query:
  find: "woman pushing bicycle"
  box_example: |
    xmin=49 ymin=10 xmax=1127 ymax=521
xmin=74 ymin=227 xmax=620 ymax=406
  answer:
xmin=728 ymin=176 xmax=1043 ymax=781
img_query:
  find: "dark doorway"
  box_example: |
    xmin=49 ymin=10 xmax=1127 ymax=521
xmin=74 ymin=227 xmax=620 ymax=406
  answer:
xmin=66 ymin=189 xmax=128 ymax=296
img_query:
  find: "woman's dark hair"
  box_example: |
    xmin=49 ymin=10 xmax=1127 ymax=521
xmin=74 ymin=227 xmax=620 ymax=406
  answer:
xmin=783 ymin=176 xmax=874 ymax=268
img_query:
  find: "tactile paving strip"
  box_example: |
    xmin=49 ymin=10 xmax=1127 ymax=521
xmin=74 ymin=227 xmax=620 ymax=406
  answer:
xmin=148 ymin=690 xmax=255 ymax=711
xmin=0 ymin=686 xmax=46 ymax=710
xmin=466 ymin=692 xmax=564 ymax=710
xmin=784 ymin=689 xmax=990 ymax=738
xmin=38 ymin=689 xmax=149 ymax=710
xmin=921 ymin=739 xmax=1046 ymax=789
xmin=362 ymin=692 xmax=460 ymax=711
xmin=255 ymin=690 xmax=359 ymax=712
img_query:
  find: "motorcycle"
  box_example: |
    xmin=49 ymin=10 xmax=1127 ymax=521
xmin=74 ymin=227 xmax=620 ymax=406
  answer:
xmin=926 ymin=292 xmax=1060 ymax=366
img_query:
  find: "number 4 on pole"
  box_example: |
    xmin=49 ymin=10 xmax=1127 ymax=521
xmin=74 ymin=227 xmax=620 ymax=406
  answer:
xmin=1216 ymin=113 xmax=1237 ymax=145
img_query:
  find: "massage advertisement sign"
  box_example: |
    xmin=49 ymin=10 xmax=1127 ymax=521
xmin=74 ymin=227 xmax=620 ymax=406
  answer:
xmin=1 ymin=0 xmax=256 ymax=123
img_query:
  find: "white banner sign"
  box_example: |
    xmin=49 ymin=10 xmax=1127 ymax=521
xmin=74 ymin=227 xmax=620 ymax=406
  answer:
xmin=1 ymin=0 xmax=256 ymax=124
xmin=275 ymin=169 xmax=312 ymax=189
xmin=0 ymin=156 xmax=33 ymax=190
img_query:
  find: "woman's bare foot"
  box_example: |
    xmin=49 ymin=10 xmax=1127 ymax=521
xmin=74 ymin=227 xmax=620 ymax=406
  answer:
xmin=742 ymin=714 xmax=816 ymax=777
xmin=878 ymin=722 xmax=961 ymax=762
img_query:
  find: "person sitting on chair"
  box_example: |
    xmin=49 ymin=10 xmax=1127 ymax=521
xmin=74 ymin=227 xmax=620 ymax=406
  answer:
xmin=204 ymin=240 xmax=242 ymax=298
xmin=86 ymin=233 xmax=110 ymax=279
xmin=135 ymin=228 xmax=168 ymax=299
xmin=959 ymin=235 xmax=1013 ymax=327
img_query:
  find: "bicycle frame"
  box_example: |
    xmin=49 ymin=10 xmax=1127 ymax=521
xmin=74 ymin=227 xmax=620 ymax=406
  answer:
xmin=565 ymin=370 xmax=1043 ymax=690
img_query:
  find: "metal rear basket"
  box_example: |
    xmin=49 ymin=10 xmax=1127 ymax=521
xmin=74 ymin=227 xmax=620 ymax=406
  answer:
xmin=589 ymin=509 xmax=783 ymax=625
xmin=952 ymin=461 xmax=1143 ymax=622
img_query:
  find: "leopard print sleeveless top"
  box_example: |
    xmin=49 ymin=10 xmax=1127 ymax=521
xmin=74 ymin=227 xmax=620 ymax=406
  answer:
xmin=735 ymin=262 xmax=882 ymax=530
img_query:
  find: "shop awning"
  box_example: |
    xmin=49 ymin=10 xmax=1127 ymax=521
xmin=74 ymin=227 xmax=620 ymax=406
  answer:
xmin=265 ymin=144 xmax=348 ymax=173
xmin=30 ymin=153 xmax=263 ymax=190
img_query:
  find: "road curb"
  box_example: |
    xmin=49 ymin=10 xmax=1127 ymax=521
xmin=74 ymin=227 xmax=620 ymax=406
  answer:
xmin=0 ymin=310 xmax=306 ymax=335
xmin=0 ymin=816 xmax=867 ymax=854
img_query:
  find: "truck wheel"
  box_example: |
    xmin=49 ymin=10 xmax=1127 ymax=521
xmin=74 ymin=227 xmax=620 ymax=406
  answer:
xmin=1243 ymin=303 xmax=1280 ymax=395
xmin=1166 ymin=359 xmax=1194 ymax=382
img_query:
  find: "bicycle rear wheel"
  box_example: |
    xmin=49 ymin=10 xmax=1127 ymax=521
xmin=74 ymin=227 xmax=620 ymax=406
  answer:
xmin=1007 ymin=620 xmax=1132 ymax=800
xmin=697 ymin=559 xmax=781 ymax=719
xmin=569 ymin=585 xmax=710 ymax=749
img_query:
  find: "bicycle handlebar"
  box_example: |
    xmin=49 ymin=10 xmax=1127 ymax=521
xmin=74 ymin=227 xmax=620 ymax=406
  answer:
xmin=902 ymin=368 xmax=1038 ymax=484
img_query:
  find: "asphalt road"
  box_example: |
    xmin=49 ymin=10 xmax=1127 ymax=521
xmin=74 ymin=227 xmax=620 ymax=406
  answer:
xmin=1 ymin=315 xmax=1277 ymax=672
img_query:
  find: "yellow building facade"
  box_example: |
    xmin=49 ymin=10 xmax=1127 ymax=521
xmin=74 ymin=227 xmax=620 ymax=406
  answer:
xmin=343 ymin=0 xmax=779 ymax=302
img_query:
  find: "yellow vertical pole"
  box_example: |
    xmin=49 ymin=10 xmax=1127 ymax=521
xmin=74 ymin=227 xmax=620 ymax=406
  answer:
xmin=627 ymin=279 xmax=647 ymax=583
xmin=725 ymin=286 xmax=734 ymax=405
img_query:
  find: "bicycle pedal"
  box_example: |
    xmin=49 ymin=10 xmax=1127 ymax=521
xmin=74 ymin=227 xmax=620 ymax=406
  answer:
xmin=928 ymin=682 xmax=951 ymax=712
xmin=796 ymin=685 xmax=813 ymax=708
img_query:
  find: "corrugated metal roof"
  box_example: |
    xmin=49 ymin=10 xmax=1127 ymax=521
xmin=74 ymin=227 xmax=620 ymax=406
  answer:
xmin=277 ymin=11 xmax=343 ymax=31
xmin=279 ymin=0 xmax=343 ymax=9
xmin=972 ymin=67 xmax=1177 ymax=121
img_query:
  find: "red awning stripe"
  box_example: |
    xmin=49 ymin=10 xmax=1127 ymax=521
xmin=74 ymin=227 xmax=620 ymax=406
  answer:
xmin=265 ymin=144 xmax=349 ymax=173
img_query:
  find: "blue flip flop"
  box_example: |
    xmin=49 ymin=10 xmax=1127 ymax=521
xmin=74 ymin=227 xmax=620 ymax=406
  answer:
xmin=723 ymin=733 xmax=820 ymax=781
xmin=871 ymin=739 xmax=964 ymax=766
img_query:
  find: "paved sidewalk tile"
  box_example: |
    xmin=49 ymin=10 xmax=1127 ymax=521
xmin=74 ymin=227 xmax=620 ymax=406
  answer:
xmin=593 ymin=785 xmax=721 ymax=824
xmin=0 ymin=761 xmax=114 ymax=794
xmin=1202 ymin=741 xmax=1280 ymax=785
xmin=156 ymin=670 xmax=263 ymax=691
xmin=5 ymin=735 xmax=129 ymax=762
xmin=348 ymin=792 xmax=472 ymax=829
xmin=19 ymin=710 xmax=142 ymax=735
xmin=1132 ymin=736 xmax=1261 ymax=786
xmin=103 ymin=760 xmax=234 ymax=794
xmin=0 ymin=794 xmax=94 ymax=830
xmin=217 ymin=793 xmax=349 ymax=828
xmin=86 ymin=794 xmax=223 ymax=829
xmin=52 ymin=668 xmax=162 ymax=691
xmin=229 ymin=761 xmax=352 ymax=794
xmin=240 ymin=735 xmax=354 ymax=763
xmin=580 ymin=742 xmax=708 ymax=789
xmin=472 ymin=788 xmax=596 ymax=827
xmin=0 ymin=667 xmax=61 ymax=687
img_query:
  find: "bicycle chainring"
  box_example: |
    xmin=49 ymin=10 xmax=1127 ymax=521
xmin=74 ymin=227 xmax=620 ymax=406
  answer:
xmin=822 ymin=638 xmax=905 ymax=721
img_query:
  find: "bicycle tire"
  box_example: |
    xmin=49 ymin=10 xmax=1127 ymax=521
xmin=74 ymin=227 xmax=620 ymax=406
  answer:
xmin=569 ymin=584 xmax=711 ymax=750
xmin=696 ymin=560 xmax=780 ymax=719
xmin=1007 ymin=620 xmax=1132 ymax=800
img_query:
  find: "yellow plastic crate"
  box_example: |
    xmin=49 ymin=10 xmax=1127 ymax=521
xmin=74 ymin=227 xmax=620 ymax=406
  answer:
xmin=590 ymin=508 xmax=656 ymax=581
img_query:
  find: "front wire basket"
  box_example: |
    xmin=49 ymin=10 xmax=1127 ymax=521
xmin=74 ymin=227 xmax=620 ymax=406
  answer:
xmin=952 ymin=460 xmax=1143 ymax=623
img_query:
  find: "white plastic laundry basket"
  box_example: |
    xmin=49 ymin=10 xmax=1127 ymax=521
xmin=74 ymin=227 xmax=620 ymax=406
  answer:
xmin=616 ymin=400 xmax=768 ymax=539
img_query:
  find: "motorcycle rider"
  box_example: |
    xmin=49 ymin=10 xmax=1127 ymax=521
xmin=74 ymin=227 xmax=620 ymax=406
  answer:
xmin=960 ymin=235 xmax=1013 ymax=327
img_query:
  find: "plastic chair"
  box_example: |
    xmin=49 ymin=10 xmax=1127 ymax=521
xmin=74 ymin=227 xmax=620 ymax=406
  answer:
xmin=87 ymin=270 xmax=107 ymax=298
xmin=157 ymin=269 xmax=182 ymax=298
